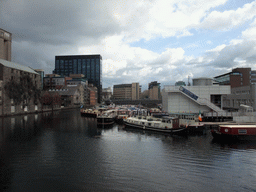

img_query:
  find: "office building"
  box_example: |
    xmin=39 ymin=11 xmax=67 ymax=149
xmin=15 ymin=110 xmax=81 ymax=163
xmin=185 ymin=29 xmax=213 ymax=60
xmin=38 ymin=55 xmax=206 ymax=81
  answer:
xmin=0 ymin=29 xmax=12 ymax=61
xmin=54 ymin=54 xmax=102 ymax=103
xmin=113 ymin=83 xmax=141 ymax=100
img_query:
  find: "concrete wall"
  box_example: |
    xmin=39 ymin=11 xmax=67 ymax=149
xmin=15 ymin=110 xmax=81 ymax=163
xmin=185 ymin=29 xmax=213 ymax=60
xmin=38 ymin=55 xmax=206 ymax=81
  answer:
xmin=166 ymin=92 xmax=209 ymax=113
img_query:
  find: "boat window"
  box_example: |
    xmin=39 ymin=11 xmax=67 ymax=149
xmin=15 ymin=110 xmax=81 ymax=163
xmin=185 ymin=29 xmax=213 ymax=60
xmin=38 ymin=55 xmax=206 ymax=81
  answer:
xmin=141 ymin=122 xmax=144 ymax=125
xmin=148 ymin=123 xmax=151 ymax=126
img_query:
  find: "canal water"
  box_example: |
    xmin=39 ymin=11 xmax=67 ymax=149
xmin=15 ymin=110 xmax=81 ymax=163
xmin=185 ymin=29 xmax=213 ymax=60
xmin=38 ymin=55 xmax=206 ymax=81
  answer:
xmin=1 ymin=109 xmax=256 ymax=192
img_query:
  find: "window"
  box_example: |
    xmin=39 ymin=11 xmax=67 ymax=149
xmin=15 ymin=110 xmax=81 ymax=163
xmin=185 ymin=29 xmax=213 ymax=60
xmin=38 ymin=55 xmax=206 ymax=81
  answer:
xmin=91 ymin=59 xmax=95 ymax=80
xmin=87 ymin=59 xmax=91 ymax=79
xmin=82 ymin=59 xmax=86 ymax=75
xmin=78 ymin=59 xmax=81 ymax=74
xmin=73 ymin=59 xmax=77 ymax=74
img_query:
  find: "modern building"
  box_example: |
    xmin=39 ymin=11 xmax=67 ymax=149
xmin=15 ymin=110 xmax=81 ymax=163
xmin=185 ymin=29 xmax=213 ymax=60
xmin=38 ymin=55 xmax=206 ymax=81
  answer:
xmin=53 ymin=54 xmax=102 ymax=103
xmin=214 ymin=68 xmax=256 ymax=88
xmin=214 ymin=67 xmax=256 ymax=111
xmin=0 ymin=59 xmax=41 ymax=116
xmin=162 ymin=77 xmax=230 ymax=114
xmin=113 ymin=83 xmax=141 ymax=100
xmin=0 ymin=29 xmax=12 ymax=61
xmin=148 ymin=81 xmax=161 ymax=100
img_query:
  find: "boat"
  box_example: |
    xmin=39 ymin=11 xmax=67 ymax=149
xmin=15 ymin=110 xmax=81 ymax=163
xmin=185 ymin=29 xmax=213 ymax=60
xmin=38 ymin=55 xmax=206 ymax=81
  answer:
xmin=171 ymin=113 xmax=205 ymax=134
xmin=80 ymin=108 xmax=100 ymax=118
xmin=123 ymin=116 xmax=188 ymax=135
xmin=97 ymin=110 xmax=117 ymax=127
xmin=211 ymin=125 xmax=256 ymax=141
xmin=115 ymin=110 xmax=131 ymax=124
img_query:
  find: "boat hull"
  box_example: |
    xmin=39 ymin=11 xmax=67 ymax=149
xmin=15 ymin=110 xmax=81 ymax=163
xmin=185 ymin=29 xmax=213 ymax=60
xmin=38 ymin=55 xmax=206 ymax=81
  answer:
xmin=211 ymin=125 xmax=256 ymax=141
xmin=81 ymin=112 xmax=98 ymax=118
xmin=123 ymin=121 xmax=188 ymax=135
xmin=97 ymin=117 xmax=115 ymax=127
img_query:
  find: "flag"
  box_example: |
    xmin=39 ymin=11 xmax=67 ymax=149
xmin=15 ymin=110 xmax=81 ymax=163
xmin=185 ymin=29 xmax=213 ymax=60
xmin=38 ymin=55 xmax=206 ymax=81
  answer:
xmin=198 ymin=111 xmax=202 ymax=122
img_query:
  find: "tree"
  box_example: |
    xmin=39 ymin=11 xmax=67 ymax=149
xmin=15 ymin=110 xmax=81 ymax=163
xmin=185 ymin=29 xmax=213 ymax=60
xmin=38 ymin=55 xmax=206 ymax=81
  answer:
xmin=4 ymin=74 xmax=41 ymax=106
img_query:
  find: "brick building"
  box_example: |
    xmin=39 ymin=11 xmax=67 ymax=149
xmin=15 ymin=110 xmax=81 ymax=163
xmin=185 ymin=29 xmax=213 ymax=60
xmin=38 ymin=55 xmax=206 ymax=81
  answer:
xmin=0 ymin=59 xmax=42 ymax=116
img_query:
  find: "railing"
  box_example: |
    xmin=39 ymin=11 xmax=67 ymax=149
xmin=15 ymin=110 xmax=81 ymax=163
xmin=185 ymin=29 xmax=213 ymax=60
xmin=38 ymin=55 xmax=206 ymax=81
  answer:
xmin=204 ymin=111 xmax=255 ymax=117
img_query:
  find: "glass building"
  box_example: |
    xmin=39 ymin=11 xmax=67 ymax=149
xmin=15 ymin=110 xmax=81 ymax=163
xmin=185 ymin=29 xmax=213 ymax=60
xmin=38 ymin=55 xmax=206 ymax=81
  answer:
xmin=53 ymin=55 xmax=102 ymax=103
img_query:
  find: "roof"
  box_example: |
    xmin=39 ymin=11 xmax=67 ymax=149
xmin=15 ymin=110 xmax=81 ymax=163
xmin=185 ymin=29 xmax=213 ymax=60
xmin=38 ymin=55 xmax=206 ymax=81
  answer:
xmin=0 ymin=59 xmax=38 ymax=74
xmin=50 ymin=87 xmax=79 ymax=96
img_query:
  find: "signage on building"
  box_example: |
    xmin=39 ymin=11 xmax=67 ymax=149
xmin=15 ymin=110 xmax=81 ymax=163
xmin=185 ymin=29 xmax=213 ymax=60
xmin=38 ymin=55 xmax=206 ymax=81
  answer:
xmin=179 ymin=86 xmax=198 ymax=100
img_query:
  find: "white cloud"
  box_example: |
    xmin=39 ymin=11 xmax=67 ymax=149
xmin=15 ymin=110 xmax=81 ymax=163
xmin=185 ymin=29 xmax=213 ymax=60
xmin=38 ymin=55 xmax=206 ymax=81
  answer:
xmin=200 ymin=1 xmax=256 ymax=30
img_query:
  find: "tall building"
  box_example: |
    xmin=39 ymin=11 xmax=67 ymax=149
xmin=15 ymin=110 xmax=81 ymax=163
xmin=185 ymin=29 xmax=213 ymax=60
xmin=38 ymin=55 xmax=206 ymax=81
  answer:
xmin=113 ymin=83 xmax=141 ymax=100
xmin=148 ymin=81 xmax=161 ymax=100
xmin=53 ymin=54 xmax=102 ymax=103
xmin=0 ymin=29 xmax=12 ymax=61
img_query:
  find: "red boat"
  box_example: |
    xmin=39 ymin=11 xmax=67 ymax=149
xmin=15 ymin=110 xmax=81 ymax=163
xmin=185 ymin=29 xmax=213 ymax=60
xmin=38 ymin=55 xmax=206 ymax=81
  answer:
xmin=211 ymin=125 xmax=256 ymax=141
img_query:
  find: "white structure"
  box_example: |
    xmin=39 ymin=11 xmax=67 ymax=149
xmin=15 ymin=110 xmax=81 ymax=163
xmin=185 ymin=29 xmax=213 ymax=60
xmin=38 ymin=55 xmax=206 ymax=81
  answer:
xmin=162 ymin=78 xmax=231 ymax=114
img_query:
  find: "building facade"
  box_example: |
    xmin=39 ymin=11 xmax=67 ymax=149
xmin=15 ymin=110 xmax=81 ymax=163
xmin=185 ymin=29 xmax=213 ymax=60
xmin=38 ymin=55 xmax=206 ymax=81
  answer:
xmin=113 ymin=83 xmax=141 ymax=100
xmin=148 ymin=81 xmax=161 ymax=100
xmin=102 ymin=87 xmax=112 ymax=101
xmin=215 ymin=67 xmax=256 ymax=111
xmin=53 ymin=55 xmax=102 ymax=103
xmin=0 ymin=59 xmax=41 ymax=116
xmin=162 ymin=78 xmax=230 ymax=114
xmin=214 ymin=68 xmax=255 ymax=88
xmin=0 ymin=29 xmax=12 ymax=61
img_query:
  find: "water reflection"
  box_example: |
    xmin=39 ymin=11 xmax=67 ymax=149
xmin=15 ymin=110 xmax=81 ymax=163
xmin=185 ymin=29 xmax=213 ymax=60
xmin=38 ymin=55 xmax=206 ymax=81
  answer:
xmin=0 ymin=109 xmax=256 ymax=191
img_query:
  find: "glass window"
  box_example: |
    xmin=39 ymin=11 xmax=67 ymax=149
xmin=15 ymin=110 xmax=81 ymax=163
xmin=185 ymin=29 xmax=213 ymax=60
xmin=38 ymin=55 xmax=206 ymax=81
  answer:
xmin=60 ymin=60 xmax=64 ymax=69
xmin=78 ymin=59 xmax=81 ymax=74
xmin=82 ymin=59 xmax=86 ymax=75
xmin=87 ymin=59 xmax=90 ymax=79
xmin=91 ymin=59 xmax=95 ymax=80
xmin=56 ymin=60 xmax=60 ymax=69
xmin=73 ymin=59 xmax=77 ymax=74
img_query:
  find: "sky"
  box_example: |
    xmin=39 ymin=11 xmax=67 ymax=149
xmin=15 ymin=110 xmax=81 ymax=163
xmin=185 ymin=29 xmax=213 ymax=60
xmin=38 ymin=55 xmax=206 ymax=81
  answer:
xmin=1 ymin=0 xmax=256 ymax=91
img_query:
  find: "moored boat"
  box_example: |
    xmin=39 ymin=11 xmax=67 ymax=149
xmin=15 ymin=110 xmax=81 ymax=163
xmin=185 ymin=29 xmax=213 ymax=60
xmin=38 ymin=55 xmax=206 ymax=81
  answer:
xmin=211 ymin=125 xmax=256 ymax=141
xmin=172 ymin=113 xmax=206 ymax=134
xmin=123 ymin=116 xmax=188 ymax=135
xmin=115 ymin=110 xmax=131 ymax=124
xmin=80 ymin=108 xmax=100 ymax=118
xmin=97 ymin=110 xmax=117 ymax=127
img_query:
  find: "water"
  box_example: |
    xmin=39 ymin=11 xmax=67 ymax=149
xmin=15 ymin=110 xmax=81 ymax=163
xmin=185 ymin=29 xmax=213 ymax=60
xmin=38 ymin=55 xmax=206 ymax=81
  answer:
xmin=1 ymin=109 xmax=256 ymax=191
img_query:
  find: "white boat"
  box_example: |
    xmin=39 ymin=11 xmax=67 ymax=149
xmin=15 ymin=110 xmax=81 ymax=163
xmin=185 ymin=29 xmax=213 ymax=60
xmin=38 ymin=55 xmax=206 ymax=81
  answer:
xmin=97 ymin=110 xmax=117 ymax=127
xmin=123 ymin=116 xmax=188 ymax=135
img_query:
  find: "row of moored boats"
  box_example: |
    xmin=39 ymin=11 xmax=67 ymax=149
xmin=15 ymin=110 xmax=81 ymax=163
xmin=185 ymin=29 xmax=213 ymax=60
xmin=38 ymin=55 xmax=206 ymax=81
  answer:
xmin=81 ymin=107 xmax=205 ymax=135
xmin=81 ymin=106 xmax=256 ymax=141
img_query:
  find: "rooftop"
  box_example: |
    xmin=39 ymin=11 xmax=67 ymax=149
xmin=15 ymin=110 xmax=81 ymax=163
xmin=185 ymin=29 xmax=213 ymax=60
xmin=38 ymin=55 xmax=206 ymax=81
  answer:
xmin=0 ymin=59 xmax=38 ymax=74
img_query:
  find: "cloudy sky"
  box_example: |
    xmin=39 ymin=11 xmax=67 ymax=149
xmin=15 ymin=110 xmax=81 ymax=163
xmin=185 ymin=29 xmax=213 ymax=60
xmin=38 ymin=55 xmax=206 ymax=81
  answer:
xmin=1 ymin=0 xmax=256 ymax=90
